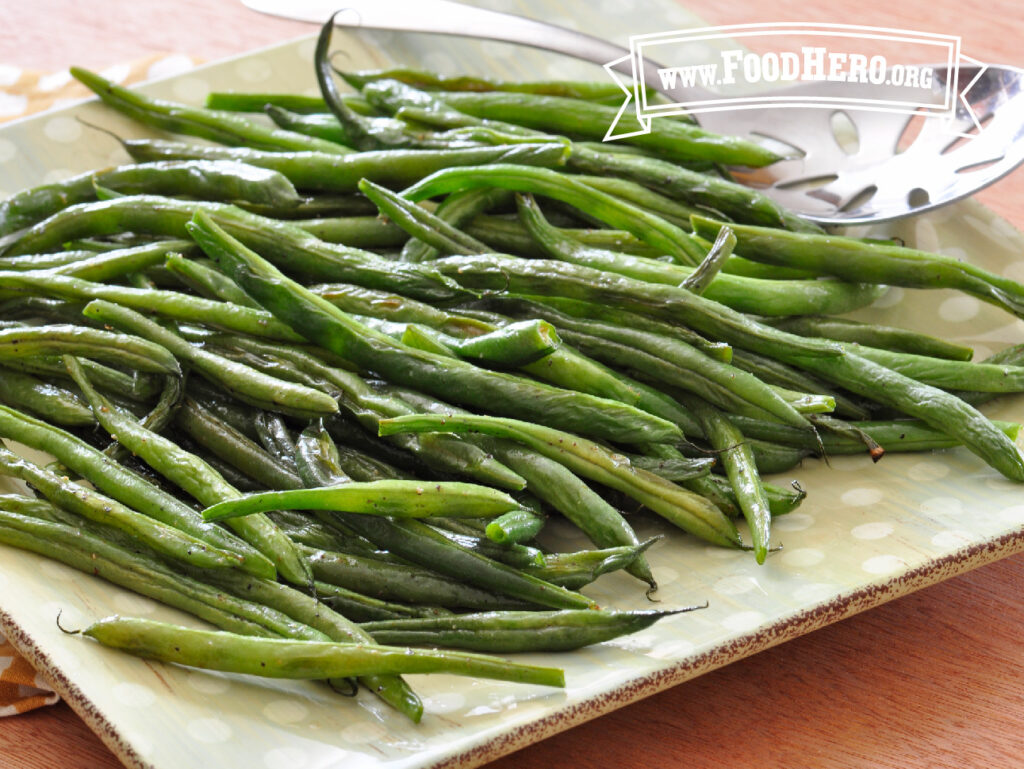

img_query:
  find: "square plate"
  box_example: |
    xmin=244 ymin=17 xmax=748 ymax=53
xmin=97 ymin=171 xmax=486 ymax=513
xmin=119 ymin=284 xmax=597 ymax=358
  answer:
xmin=1 ymin=2 xmax=1024 ymax=767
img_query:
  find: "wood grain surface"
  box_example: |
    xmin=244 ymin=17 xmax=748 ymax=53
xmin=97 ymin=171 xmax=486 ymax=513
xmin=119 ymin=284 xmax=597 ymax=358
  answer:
xmin=1 ymin=1 xmax=1022 ymax=768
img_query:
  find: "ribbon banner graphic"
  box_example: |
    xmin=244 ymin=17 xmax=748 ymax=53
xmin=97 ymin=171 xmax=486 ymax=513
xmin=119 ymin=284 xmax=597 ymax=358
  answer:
xmin=603 ymin=23 xmax=987 ymax=141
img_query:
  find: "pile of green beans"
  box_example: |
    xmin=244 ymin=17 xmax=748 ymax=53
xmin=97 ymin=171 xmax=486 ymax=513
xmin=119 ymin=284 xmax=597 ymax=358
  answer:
xmin=1 ymin=17 xmax=1023 ymax=725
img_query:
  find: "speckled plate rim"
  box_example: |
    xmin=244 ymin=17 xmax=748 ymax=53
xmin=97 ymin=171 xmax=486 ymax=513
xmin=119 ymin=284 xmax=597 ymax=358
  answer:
xmin=4 ymin=530 xmax=1022 ymax=769
xmin=3 ymin=20 xmax=1024 ymax=769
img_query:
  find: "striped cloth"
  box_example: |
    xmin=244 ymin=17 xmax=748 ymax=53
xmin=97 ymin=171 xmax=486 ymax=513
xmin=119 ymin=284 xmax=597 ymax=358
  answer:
xmin=0 ymin=52 xmax=197 ymax=715
xmin=0 ymin=631 xmax=59 ymax=716
xmin=0 ymin=53 xmax=196 ymax=123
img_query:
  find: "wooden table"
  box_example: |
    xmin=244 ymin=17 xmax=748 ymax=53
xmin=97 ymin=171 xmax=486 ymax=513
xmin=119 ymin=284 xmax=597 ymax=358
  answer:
xmin=1 ymin=1 xmax=1022 ymax=767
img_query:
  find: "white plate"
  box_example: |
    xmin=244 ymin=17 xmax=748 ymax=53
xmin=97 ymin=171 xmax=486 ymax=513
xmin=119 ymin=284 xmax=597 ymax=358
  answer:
xmin=1 ymin=2 xmax=1024 ymax=767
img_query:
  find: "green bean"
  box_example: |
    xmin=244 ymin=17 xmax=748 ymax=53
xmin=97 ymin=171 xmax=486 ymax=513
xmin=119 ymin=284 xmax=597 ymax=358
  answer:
xmin=728 ymin=348 xmax=871 ymax=421
xmin=567 ymin=144 xmax=818 ymax=233
xmin=462 ymin=216 xmax=656 ymax=259
xmin=408 ymin=90 xmax=778 ymax=166
xmin=314 ymin=283 xmax=492 ymax=336
xmin=174 ymin=397 xmax=304 ymax=491
xmin=483 ymin=294 xmax=728 ymax=363
xmin=121 ymin=138 xmax=569 ymax=195
xmin=372 ymin=381 xmax=651 ymax=586
xmin=331 ymin=442 xmax=407 ymax=483
xmin=205 ymin=92 xmax=339 ymax=113
xmin=344 ymin=69 xmax=639 ymax=102
xmin=0 ymin=403 xmax=273 ymax=572
xmin=402 ymin=164 xmax=706 ymax=264
xmin=707 ymin=476 xmax=806 ymax=517
xmin=379 ymin=413 xmax=740 ymax=548
xmin=0 ymin=196 xmax=196 ymax=256
xmin=522 ymin=542 xmax=656 ymax=590
xmin=0 ymin=510 xmax=275 ymax=637
xmin=163 ymin=254 xmax=260 ymax=307
xmin=294 ymin=422 xmax=538 ymax=612
xmin=203 ymin=336 xmax=528 ymax=490
xmin=0 ymin=250 xmax=95 ymax=271
xmin=746 ymin=439 xmax=811 ymax=474
xmin=181 ymin=554 xmax=425 ymax=720
xmin=11 ymin=496 xmax=361 ymax=693
xmin=402 ymin=188 xmax=512 ymax=262
xmin=360 ymin=608 xmax=691 ymax=653
xmin=0 ymin=444 xmax=244 ymax=569
xmin=185 ymin=378 xmax=261 ymax=439
xmin=432 ymin=253 xmax=844 ymax=362
xmin=264 ymin=106 xmax=351 ymax=145
xmin=349 ymin=78 xmax=516 ymax=133
xmin=833 ymin=343 xmax=1024 ymax=394
xmin=486 ymin=440 xmax=657 ymax=587
xmin=369 ymin=517 xmax=596 ymax=609
xmin=424 ymin=525 xmax=543 ymax=569
xmin=295 ymin=427 xmax=592 ymax=608
xmin=622 ymin=453 xmax=715 ymax=482
xmin=203 ymin=480 xmax=519 ymax=523
xmin=0 ymin=355 xmax=158 ymax=401
xmin=40 ymin=241 xmax=192 ymax=285
xmin=313 ymin=580 xmax=450 ymax=621
xmin=315 ymin=19 xmax=413 ymax=151
xmin=776 ymin=344 xmax=1024 ymax=480
xmin=188 ymin=211 xmax=682 ymax=444
xmin=766 ymin=316 xmax=974 ymax=361
xmin=63 ymin=375 xmax=308 ymax=582
xmin=728 ymin=415 xmax=1021 ymax=454
xmin=265 ymin=106 xmax=517 ymax=152
xmin=0 ymin=269 xmax=304 ymax=342
xmin=0 ymin=370 xmax=93 ymax=426
xmin=82 ymin=616 xmax=566 ymax=687
xmin=1 ymin=196 xmax=460 ymax=302
xmin=682 ymin=225 xmax=736 ymax=294
xmin=268 ymin=510 xmax=371 ymax=554
xmin=681 ymin=395 xmax=771 ymax=563
xmin=0 ymin=161 xmax=301 ymax=237
xmin=359 ymin=179 xmax=490 ymax=255
xmin=508 ymin=302 xmax=808 ymax=428
xmin=294 ymin=215 xmax=409 ymax=249
xmin=82 ymin=300 xmax=337 ymax=418
xmin=311 ymin=286 xmax=703 ymax=436
xmin=71 ymin=67 xmax=350 ymax=155
xmin=410 ymin=320 xmax=562 ymax=368
xmin=485 ymin=508 xmax=546 ymax=545
xmin=575 ymin=175 xmax=702 ymax=230
xmin=0 ymin=296 xmax=92 ymax=327
xmin=240 ymin=193 xmax=379 ymax=220
xmin=514 ymin=194 xmax=884 ymax=315
xmin=0 ymin=323 xmax=178 ymax=374
xmin=774 ymin=387 xmax=835 ymax=415
xmin=305 ymin=546 xmax=530 ymax=610
xmin=202 ymin=203 xmax=464 ymax=302
xmin=691 ymin=215 xmax=1024 ymax=317
xmin=254 ymin=412 xmax=298 ymax=471
xmin=103 ymin=373 xmax=184 ymax=465
xmin=175 ymin=432 xmax=265 ymax=492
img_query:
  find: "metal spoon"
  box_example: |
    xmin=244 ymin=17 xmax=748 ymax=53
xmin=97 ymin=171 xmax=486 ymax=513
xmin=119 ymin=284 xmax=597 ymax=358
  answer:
xmin=243 ymin=0 xmax=1024 ymax=225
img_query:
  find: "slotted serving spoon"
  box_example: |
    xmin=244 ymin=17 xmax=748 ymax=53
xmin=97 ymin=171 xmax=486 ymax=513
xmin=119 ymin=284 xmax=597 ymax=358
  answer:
xmin=243 ymin=0 xmax=1024 ymax=224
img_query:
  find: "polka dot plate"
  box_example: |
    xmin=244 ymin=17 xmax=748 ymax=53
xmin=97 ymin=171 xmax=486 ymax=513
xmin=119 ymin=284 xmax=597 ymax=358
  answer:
xmin=1 ymin=2 xmax=1023 ymax=767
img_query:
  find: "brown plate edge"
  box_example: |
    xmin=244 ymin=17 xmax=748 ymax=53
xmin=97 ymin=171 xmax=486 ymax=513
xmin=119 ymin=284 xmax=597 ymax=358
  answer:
xmin=1 ymin=527 xmax=1021 ymax=769
xmin=0 ymin=605 xmax=152 ymax=769
xmin=424 ymin=526 xmax=1024 ymax=769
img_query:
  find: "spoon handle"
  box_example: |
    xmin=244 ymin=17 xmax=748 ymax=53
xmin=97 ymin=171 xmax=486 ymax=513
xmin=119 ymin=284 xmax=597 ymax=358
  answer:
xmin=243 ymin=0 xmax=684 ymax=98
